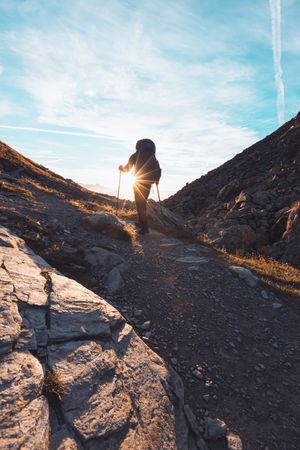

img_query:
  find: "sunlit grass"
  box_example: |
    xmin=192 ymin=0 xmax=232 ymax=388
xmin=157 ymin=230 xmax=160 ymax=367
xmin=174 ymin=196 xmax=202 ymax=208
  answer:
xmin=20 ymin=177 xmax=66 ymax=198
xmin=221 ymin=250 xmax=300 ymax=298
xmin=0 ymin=180 xmax=35 ymax=200
xmin=67 ymin=198 xmax=137 ymax=219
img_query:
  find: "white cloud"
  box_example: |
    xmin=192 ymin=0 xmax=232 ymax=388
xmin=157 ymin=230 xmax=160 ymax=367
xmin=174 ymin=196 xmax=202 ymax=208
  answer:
xmin=3 ymin=0 xmax=263 ymax=196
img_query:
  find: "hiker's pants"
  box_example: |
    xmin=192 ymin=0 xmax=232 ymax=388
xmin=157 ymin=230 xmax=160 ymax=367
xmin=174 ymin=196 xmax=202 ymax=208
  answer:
xmin=133 ymin=181 xmax=152 ymax=231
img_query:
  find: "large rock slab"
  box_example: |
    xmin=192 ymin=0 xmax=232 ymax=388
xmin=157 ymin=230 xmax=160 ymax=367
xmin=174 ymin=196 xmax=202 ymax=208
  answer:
xmin=48 ymin=340 xmax=132 ymax=441
xmin=0 ymin=351 xmax=44 ymax=423
xmin=49 ymin=272 xmax=123 ymax=341
xmin=0 ymin=232 xmax=49 ymax=306
xmin=0 ymin=296 xmax=22 ymax=355
xmin=147 ymin=200 xmax=193 ymax=238
xmin=0 ymin=267 xmax=22 ymax=355
xmin=0 ymin=351 xmax=49 ymax=449
xmin=0 ymin=396 xmax=50 ymax=450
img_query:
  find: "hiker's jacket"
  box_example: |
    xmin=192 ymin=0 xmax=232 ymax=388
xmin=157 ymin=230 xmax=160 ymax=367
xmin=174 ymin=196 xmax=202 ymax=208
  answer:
xmin=122 ymin=150 xmax=161 ymax=184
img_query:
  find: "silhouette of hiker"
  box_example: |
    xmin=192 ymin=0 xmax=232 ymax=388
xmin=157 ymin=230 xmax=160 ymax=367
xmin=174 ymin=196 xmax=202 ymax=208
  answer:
xmin=119 ymin=139 xmax=161 ymax=234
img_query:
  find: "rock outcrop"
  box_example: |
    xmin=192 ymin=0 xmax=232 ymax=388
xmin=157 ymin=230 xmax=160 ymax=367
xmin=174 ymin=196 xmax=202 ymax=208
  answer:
xmin=164 ymin=112 xmax=300 ymax=267
xmin=0 ymin=226 xmax=207 ymax=449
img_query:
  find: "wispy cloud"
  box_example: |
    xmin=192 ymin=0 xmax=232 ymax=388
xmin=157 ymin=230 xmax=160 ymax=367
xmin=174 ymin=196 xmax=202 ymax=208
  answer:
xmin=269 ymin=0 xmax=285 ymax=125
xmin=1 ymin=0 xmax=267 ymax=196
xmin=0 ymin=125 xmax=116 ymax=140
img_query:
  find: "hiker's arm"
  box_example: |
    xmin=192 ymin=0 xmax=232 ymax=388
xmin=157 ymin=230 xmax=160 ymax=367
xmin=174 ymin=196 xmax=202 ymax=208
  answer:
xmin=119 ymin=153 xmax=136 ymax=172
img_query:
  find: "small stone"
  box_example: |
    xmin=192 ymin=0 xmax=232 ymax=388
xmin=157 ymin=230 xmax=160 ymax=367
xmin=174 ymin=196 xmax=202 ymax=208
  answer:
xmin=105 ymin=267 xmax=124 ymax=293
xmin=141 ymin=321 xmax=151 ymax=331
xmin=261 ymin=290 xmax=269 ymax=299
xmin=134 ymin=309 xmax=143 ymax=318
xmin=229 ymin=266 xmax=258 ymax=288
xmin=171 ymin=358 xmax=178 ymax=365
xmin=192 ymin=369 xmax=204 ymax=380
xmin=204 ymin=416 xmax=227 ymax=440
xmin=227 ymin=432 xmax=243 ymax=450
xmin=271 ymin=302 xmax=283 ymax=309
xmin=202 ymin=394 xmax=210 ymax=402
xmin=176 ymin=256 xmax=209 ymax=264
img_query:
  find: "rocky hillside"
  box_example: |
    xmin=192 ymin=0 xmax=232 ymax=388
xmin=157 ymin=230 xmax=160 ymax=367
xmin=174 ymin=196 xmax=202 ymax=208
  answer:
xmin=1 ymin=138 xmax=299 ymax=449
xmin=164 ymin=113 xmax=300 ymax=267
xmin=0 ymin=140 xmax=114 ymax=205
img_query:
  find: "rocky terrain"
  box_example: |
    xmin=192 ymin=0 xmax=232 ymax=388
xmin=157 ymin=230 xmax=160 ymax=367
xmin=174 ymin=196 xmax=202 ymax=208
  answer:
xmin=0 ymin=226 xmax=207 ymax=449
xmin=1 ymin=139 xmax=300 ymax=450
xmin=164 ymin=113 xmax=300 ymax=268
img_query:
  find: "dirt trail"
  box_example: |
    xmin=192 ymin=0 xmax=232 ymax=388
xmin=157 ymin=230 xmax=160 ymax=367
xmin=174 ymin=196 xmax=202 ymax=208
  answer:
xmin=1 ymin=185 xmax=300 ymax=450
xmin=112 ymin=231 xmax=300 ymax=450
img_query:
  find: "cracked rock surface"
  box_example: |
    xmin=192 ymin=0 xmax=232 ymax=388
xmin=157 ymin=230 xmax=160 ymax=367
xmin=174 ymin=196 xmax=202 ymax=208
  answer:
xmin=0 ymin=226 xmax=205 ymax=449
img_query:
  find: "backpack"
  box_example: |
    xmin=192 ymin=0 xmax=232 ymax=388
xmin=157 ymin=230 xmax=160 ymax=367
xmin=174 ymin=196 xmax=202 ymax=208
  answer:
xmin=135 ymin=139 xmax=161 ymax=184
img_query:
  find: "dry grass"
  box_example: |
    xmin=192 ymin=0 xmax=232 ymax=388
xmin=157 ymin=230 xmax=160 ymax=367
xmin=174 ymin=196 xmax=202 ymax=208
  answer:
xmin=43 ymin=369 xmax=64 ymax=400
xmin=67 ymin=198 xmax=137 ymax=219
xmin=21 ymin=177 xmax=68 ymax=199
xmin=222 ymin=251 xmax=300 ymax=298
xmin=102 ymin=203 xmax=137 ymax=219
xmin=0 ymin=180 xmax=35 ymax=200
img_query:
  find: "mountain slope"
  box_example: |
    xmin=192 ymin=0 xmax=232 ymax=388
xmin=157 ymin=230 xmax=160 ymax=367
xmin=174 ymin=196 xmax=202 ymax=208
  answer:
xmin=1 ymin=139 xmax=300 ymax=449
xmin=0 ymin=140 xmax=114 ymax=204
xmin=164 ymin=113 xmax=300 ymax=267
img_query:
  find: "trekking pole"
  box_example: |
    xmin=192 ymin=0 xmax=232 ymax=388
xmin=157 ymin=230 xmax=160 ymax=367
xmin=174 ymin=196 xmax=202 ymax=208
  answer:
xmin=156 ymin=183 xmax=163 ymax=214
xmin=116 ymin=170 xmax=122 ymax=215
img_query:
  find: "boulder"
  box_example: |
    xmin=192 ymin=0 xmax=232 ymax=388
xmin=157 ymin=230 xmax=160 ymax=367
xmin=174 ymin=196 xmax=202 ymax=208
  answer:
xmin=212 ymin=224 xmax=256 ymax=252
xmin=84 ymin=246 xmax=124 ymax=269
xmin=217 ymin=180 xmax=240 ymax=201
xmin=83 ymin=212 xmax=131 ymax=240
xmin=105 ymin=267 xmax=124 ymax=293
xmin=204 ymin=417 xmax=227 ymax=440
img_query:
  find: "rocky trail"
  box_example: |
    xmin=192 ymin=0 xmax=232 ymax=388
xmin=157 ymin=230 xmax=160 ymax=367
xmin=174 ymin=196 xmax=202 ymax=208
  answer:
xmin=1 ymin=160 xmax=300 ymax=449
xmin=113 ymin=232 xmax=300 ymax=450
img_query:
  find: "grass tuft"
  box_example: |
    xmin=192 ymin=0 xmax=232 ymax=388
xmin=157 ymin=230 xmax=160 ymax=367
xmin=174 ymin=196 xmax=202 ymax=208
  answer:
xmin=221 ymin=250 xmax=300 ymax=298
xmin=43 ymin=369 xmax=64 ymax=400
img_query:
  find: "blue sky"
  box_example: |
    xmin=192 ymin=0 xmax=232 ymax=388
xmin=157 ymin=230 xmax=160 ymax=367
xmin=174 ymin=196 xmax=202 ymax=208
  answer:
xmin=0 ymin=0 xmax=299 ymax=199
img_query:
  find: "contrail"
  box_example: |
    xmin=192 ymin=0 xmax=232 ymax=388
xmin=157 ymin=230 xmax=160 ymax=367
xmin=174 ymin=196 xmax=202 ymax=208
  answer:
xmin=0 ymin=125 xmax=114 ymax=140
xmin=269 ymin=0 xmax=285 ymax=125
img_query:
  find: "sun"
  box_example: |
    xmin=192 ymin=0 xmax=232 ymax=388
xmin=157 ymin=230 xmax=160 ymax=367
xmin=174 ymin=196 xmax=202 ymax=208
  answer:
xmin=118 ymin=171 xmax=135 ymax=201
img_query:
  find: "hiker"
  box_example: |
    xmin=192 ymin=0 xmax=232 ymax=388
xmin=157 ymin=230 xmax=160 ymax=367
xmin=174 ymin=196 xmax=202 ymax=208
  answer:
xmin=119 ymin=139 xmax=161 ymax=234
